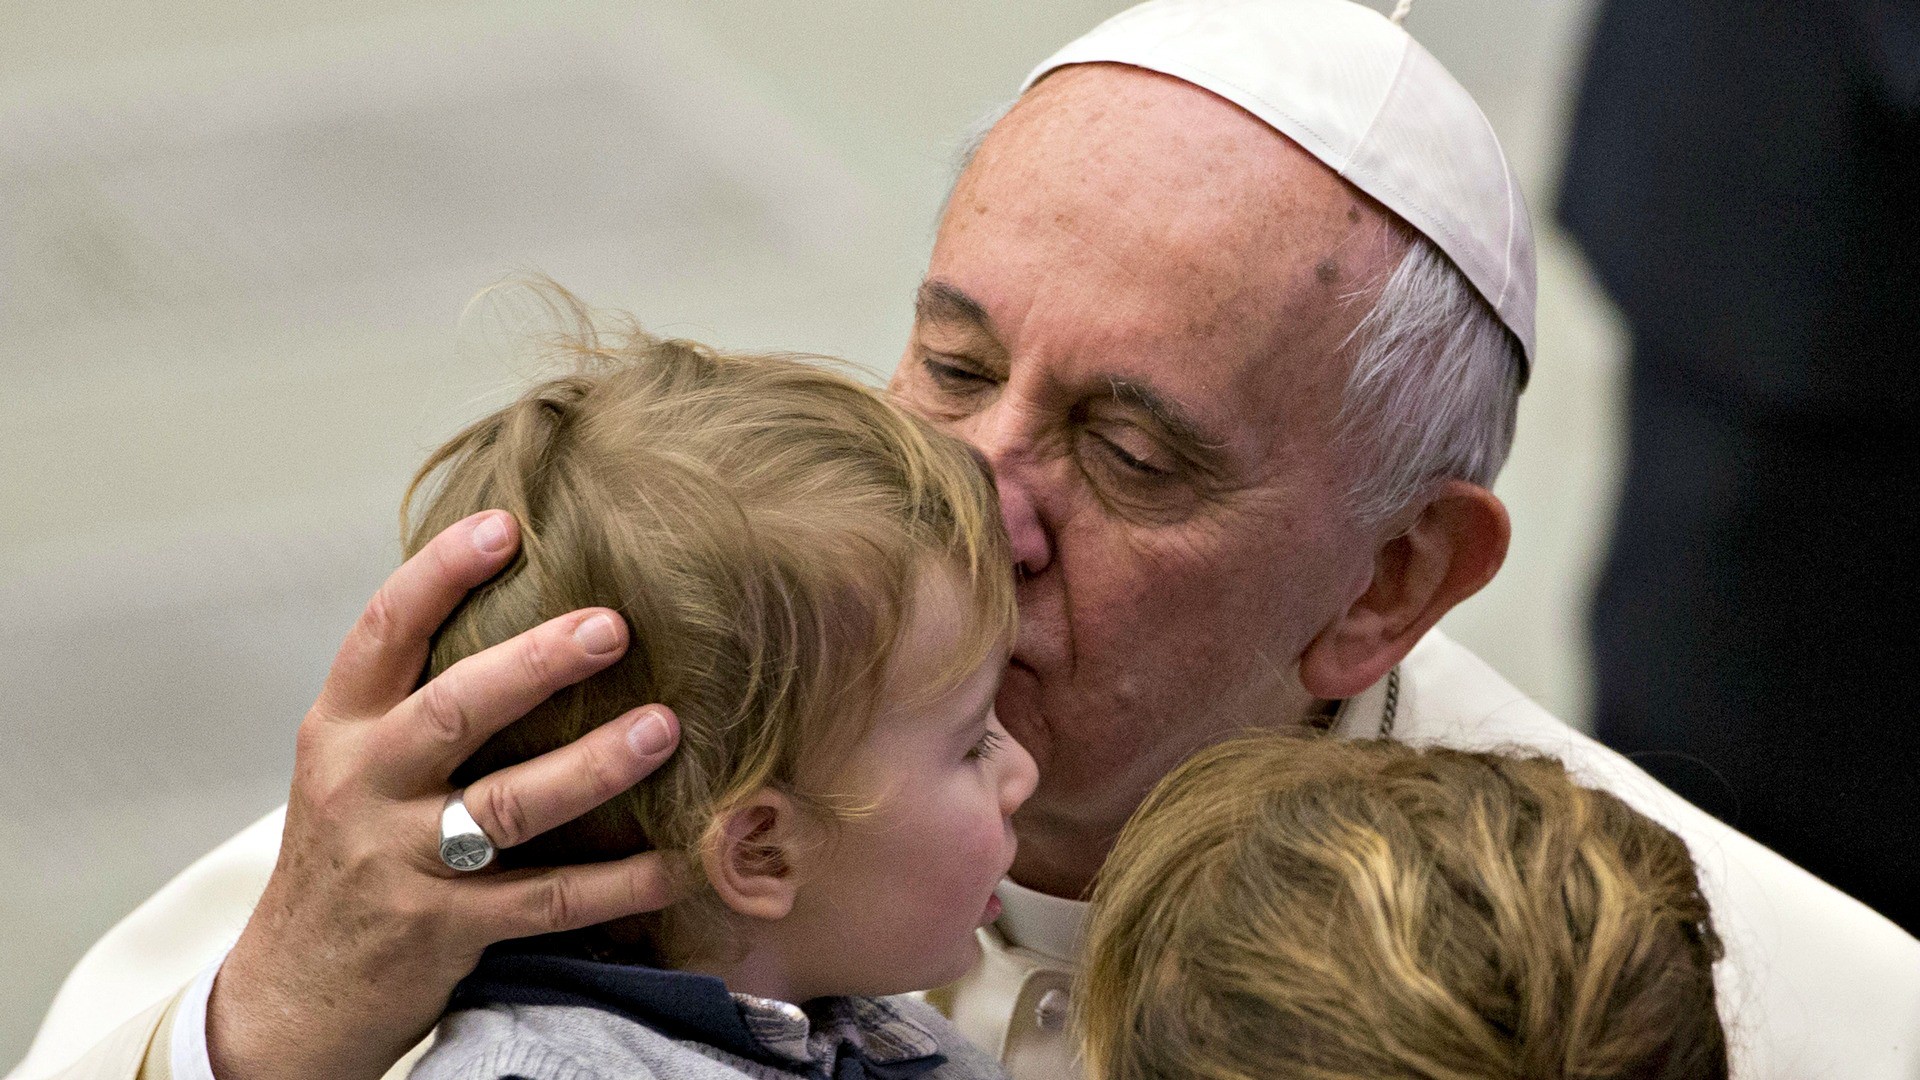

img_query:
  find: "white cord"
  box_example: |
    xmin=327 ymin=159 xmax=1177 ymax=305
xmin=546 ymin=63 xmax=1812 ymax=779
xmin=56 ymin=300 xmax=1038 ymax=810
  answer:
xmin=1389 ymin=0 xmax=1415 ymax=25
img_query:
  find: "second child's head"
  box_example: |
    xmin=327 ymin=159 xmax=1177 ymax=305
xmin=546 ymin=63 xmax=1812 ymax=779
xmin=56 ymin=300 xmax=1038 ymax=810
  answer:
xmin=1078 ymin=735 xmax=1728 ymax=1080
xmin=405 ymin=288 xmax=1035 ymax=1001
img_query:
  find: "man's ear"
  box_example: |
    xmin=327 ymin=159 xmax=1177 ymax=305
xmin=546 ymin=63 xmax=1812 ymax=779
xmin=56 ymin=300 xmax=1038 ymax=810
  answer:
xmin=701 ymin=790 xmax=808 ymax=923
xmin=1300 ymin=480 xmax=1509 ymax=701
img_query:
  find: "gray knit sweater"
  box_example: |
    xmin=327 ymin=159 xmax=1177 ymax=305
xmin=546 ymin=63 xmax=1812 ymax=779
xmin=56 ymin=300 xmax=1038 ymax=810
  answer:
xmin=411 ymin=949 xmax=1008 ymax=1080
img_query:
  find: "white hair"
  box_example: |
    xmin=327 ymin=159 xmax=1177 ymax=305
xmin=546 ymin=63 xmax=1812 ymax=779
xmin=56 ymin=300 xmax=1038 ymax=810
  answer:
xmin=1335 ymin=225 xmax=1525 ymax=528
xmin=941 ymin=108 xmax=1003 ymax=219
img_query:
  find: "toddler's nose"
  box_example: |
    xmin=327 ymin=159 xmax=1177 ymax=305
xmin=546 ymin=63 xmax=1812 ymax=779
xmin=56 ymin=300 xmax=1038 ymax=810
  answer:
xmin=1000 ymin=730 xmax=1040 ymax=815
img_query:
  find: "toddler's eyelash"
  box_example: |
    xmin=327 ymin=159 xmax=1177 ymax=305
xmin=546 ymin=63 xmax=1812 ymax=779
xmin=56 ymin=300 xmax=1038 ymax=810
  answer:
xmin=967 ymin=729 xmax=1005 ymax=761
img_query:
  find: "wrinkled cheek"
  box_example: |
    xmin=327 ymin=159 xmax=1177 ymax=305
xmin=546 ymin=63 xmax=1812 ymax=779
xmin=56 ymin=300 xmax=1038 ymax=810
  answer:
xmin=1016 ymin=715 xmax=1147 ymax=818
xmin=1031 ymin=637 xmax=1220 ymax=803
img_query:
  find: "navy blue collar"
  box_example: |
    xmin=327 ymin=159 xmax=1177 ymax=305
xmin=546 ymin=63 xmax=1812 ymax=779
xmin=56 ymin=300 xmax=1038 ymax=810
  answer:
xmin=452 ymin=943 xmax=948 ymax=1080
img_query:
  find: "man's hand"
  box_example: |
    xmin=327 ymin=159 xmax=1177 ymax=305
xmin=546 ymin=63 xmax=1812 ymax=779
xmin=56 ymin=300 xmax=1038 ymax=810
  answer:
xmin=207 ymin=510 xmax=681 ymax=1080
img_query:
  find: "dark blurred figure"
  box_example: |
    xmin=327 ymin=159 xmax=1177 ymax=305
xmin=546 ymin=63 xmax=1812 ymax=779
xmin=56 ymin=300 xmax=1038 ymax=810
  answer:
xmin=1561 ymin=0 xmax=1920 ymax=933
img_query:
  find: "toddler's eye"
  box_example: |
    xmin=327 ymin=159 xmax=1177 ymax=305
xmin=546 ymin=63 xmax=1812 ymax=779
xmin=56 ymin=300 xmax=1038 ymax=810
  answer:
xmin=966 ymin=729 xmax=1005 ymax=762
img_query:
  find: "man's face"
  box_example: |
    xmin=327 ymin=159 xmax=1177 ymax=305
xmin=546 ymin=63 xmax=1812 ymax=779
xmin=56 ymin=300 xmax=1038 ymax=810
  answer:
xmin=888 ymin=65 xmax=1403 ymax=893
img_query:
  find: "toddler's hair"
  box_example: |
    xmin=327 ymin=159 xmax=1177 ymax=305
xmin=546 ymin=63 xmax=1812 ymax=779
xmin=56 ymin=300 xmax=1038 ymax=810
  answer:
xmin=402 ymin=285 xmax=1014 ymax=959
xmin=1078 ymin=735 xmax=1727 ymax=1080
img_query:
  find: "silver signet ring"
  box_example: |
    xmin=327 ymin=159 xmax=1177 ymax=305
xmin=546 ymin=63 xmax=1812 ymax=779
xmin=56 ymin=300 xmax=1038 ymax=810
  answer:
xmin=439 ymin=789 xmax=498 ymax=872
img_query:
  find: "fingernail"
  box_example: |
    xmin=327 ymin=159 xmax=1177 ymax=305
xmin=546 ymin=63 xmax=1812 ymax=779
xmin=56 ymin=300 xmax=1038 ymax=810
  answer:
xmin=628 ymin=710 xmax=674 ymax=756
xmin=472 ymin=513 xmax=511 ymax=554
xmin=574 ymin=613 xmax=622 ymax=655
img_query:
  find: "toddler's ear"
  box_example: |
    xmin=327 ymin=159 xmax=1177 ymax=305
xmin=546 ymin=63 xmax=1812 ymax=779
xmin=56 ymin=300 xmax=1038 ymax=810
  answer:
xmin=703 ymin=790 xmax=806 ymax=922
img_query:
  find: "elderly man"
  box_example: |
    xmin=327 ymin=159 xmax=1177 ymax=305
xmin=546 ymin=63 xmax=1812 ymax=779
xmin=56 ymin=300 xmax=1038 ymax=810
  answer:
xmin=14 ymin=2 xmax=1920 ymax=1079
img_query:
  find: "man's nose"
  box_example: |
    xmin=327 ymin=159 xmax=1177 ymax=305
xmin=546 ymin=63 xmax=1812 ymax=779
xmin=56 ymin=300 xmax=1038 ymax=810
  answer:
xmin=996 ymin=476 xmax=1052 ymax=578
xmin=958 ymin=401 xmax=1055 ymax=578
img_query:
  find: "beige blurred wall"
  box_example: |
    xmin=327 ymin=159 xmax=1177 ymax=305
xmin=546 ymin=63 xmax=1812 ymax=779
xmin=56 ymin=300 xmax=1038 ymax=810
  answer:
xmin=0 ymin=0 xmax=1624 ymax=1065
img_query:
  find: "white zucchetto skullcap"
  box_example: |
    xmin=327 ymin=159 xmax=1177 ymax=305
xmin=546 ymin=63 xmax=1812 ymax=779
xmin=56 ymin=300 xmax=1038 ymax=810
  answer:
xmin=1023 ymin=0 xmax=1537 ymax=369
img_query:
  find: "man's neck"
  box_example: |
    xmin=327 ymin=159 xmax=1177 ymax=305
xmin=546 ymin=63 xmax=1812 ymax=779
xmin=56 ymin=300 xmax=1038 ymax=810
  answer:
xmin=1009 ymin=700 xmax=1342 ymax=899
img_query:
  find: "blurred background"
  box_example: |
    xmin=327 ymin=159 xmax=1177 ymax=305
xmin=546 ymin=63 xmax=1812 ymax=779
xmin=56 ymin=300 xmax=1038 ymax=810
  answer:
xmin=0 ymin=0 xmax=1627 ymax=1064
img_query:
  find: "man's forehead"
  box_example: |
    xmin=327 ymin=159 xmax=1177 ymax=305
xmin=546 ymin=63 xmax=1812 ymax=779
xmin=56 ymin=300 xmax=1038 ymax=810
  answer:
xmin=974 ymin=66 xmax=1364 ymax=236
xmin=916 ymin=65 xmax=1398 ymax=457
xmin=942 ymin=65 xmax=1398 ymax=320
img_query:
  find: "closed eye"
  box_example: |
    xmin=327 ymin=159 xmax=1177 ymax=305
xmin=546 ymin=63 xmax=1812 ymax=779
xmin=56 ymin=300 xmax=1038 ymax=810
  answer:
xmin=966 ymin=728 xmax=1005 ymax=762
xmin=1091 ymin=432 xmax=1174 ymax=479
xmin=922 ymin=356 xmax=995 ymax=389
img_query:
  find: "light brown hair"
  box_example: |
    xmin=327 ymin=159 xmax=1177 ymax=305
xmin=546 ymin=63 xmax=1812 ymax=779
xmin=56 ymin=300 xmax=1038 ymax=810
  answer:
xmin=403 ymin=285 xmax=1015 ymax=960
xmin=1078 ymin=735 xmax=1727 ymax=1080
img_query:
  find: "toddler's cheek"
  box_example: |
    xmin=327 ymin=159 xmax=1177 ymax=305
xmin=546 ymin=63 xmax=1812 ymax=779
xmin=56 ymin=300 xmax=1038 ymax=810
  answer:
xmin=953 ymin=817 xmax=1011 ymax=878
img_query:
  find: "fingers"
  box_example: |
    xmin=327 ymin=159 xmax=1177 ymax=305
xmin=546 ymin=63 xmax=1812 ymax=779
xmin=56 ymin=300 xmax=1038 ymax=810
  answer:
xmin=373 ymin=608 xmax=633 ymax=790
xmin=461 ymin=706 xmax=681 ymax=849
xmin=474 ymin=850 xmax=686 ymax=941
xmin=321 ymin=511 xmax=522 ymax=719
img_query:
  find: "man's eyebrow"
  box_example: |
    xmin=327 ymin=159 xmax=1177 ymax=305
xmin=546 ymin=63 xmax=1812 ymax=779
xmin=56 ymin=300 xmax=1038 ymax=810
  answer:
xmin=915 ymin=280 xmax=1222 ymax=453
xmin=915 ymin=279 xmax=994 ymax=334
xmin=1105 ymin=376 xmax=1226 ymax=453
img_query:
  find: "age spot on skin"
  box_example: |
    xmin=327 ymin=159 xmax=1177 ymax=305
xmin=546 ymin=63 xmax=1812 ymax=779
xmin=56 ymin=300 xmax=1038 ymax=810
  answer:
xmin=1315 ymin=259 xmax=1340 ymax=285
xmin=1347 ymin=205 xmax=1361 ymax=223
